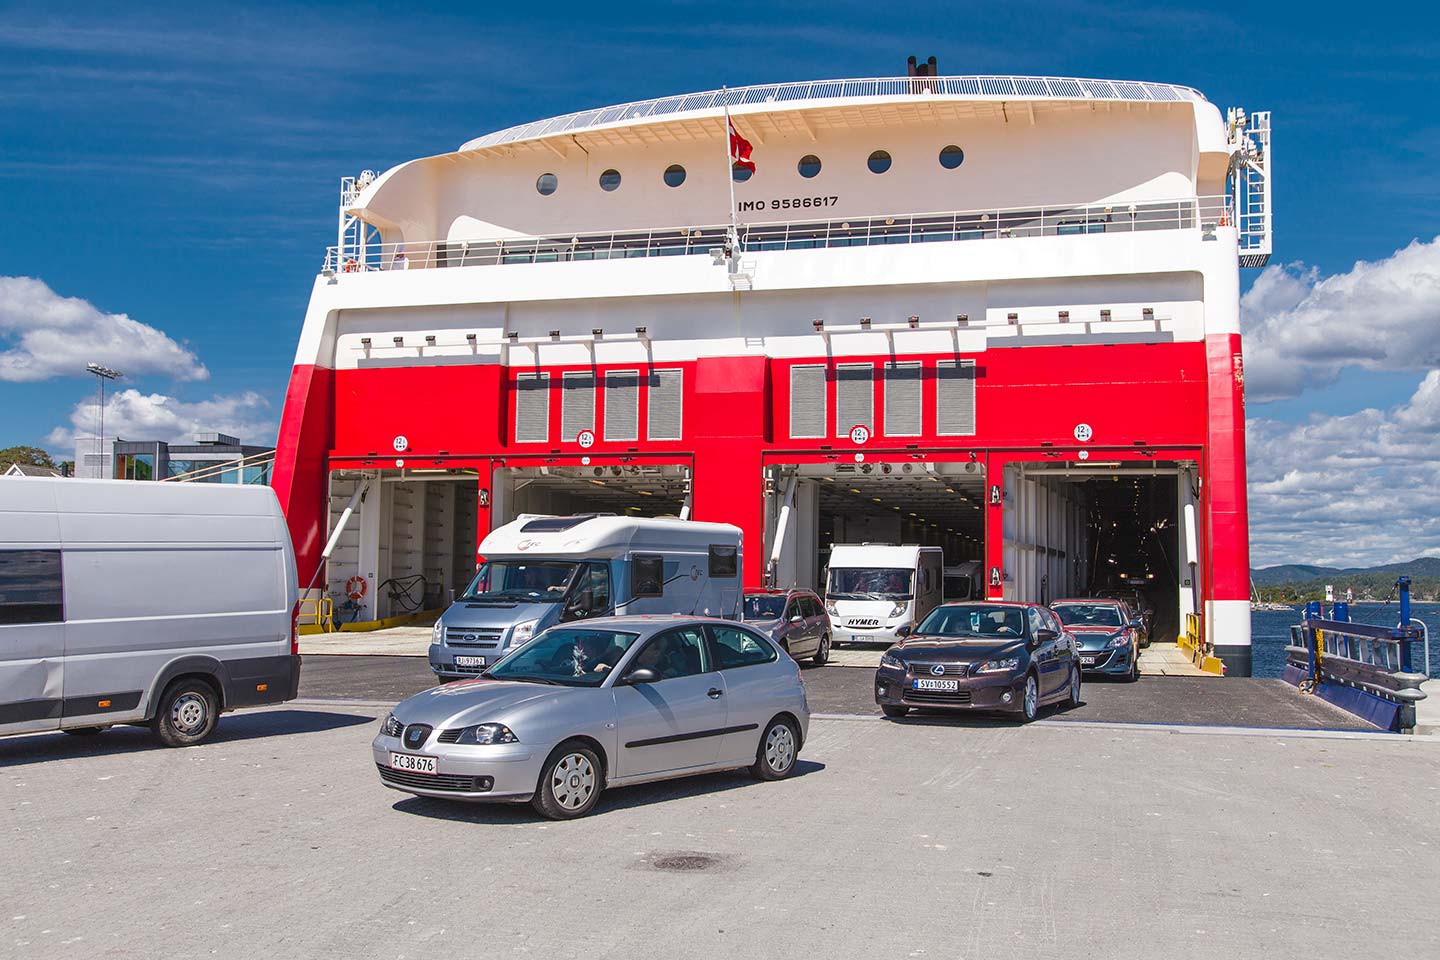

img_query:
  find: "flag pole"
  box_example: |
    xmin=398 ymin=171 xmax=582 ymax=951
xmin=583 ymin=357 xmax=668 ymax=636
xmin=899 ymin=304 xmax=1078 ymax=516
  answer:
xmin=722 ymin=87 xmax=739 ymax=255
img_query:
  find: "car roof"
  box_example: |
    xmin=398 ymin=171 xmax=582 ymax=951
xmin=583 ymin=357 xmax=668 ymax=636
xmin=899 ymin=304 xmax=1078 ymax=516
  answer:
xmin=935 ymin=600 xmax=1033 ymax=608
xmin=1052 ymin=598 xmax=1125 ymax=605
xmin=555 ymin=614 xmax=749 ymax=633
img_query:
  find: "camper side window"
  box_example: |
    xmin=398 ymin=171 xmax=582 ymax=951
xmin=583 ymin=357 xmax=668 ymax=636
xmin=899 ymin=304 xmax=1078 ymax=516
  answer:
xmin=0 ymin=549 xmax=64 ymax=625
xmin=632 ymin=555 xmax=664 ymax=598
xmin=708 ymin=544 xmax=738 ymax=578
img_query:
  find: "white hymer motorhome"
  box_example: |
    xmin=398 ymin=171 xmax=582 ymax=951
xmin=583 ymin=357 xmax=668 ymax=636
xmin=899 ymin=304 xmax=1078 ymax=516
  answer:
xmin=429 ymin=514 xmax=742 ymax=681
xmin=0 ymin=477 xmax=300 ymax=746
xmin=825 ymin=544 xmax=945 ymax=645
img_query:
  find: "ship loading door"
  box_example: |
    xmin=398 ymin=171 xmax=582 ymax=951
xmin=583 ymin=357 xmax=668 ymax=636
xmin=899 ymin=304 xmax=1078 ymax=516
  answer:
xmin=490 ymin=464 xmax=692 ymax=528
xmin=765 ymin=461 xmax=987 ymax=593
xmin=1001 ymin=462 xmax=1195 ymax=644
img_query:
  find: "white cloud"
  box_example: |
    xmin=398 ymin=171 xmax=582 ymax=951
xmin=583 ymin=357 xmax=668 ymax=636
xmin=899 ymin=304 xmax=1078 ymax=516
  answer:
xmin=0 ymin=276 xmax=208 ymax=383
xmin=1247 ymin=371 xmax=1440 ymax=566
xmin=1240 ymin=237 xmax=1440 ymax=402
xmin=46 ymin=389 xmax=275 ymax=448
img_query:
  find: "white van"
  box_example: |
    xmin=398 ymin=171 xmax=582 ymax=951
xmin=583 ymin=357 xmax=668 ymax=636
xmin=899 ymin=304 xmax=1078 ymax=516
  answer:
xmin=824 ymin=544 xmax=944 ymax=645
xmin=943 ymin=562 xmax=984 ymax=601
xmin=0 ymin=477 xmax=300 ymax=746
xmin=430 ymin=514 xmax=743 ymax=680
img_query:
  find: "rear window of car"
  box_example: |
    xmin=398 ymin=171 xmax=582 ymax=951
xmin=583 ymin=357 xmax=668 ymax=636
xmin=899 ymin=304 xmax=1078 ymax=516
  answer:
xmin=708 ymin=624 xmax=778 ymax=669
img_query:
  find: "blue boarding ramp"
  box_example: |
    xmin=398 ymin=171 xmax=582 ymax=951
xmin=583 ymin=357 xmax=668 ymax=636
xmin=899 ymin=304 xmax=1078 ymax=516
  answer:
xmin=1283 ymin=577 xmax=1430 ymax=731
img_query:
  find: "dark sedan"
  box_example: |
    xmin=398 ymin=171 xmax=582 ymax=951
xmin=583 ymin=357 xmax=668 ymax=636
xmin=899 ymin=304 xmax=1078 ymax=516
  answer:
xmin=873 ymin=601 xmax=1081 ymax=722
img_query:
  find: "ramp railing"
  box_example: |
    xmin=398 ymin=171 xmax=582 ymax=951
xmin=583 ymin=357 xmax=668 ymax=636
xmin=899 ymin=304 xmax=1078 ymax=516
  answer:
xmin=1284 ymin=578 xmax=1429 ymax=731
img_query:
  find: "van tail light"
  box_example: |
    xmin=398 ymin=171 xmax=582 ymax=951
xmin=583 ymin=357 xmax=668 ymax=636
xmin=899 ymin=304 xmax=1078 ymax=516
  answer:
xmin=291 ymin=602 xmax=300 ymax=655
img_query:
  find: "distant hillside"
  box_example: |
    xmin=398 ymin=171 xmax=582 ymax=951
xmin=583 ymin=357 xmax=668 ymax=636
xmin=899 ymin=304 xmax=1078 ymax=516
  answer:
xmin=1250 ymin=557 xmax=1440 ymax=602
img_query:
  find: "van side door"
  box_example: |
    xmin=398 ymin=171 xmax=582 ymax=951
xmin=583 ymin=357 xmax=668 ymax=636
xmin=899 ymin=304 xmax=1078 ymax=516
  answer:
xmin=0 ymin=548 xmax=65 ymax=734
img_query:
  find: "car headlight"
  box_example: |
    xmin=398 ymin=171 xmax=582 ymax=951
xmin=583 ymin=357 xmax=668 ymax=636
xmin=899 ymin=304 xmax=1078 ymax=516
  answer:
xmin=889 ymin=601 xmax=908 ymax=618
xmin=977 ymin=657 xmax=1020 ymax=674
xmin=431 ymin=620 xmax=443 ymax=643
xmin=382 ymin=713 xmax=404 ymax=737
xmin=1109 ymin=633 xmax=1131 ymax=648
xmin=508 ymin=619 xmax=540 ymax=648
xmin=879 ymin=652 xmax=906 ymax=671
xmin=457 ymin=723 xmax=519 ymax=745
xmin=824 ymin=600 xmax=837 ymax=615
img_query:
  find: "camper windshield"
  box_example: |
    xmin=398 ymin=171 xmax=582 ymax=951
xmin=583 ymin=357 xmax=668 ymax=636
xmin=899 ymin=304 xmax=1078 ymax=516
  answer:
xmin=460 ymin=561 xmax=578 ymax=603
xmin=827 ymin=567 xmax=914 ymax=601
xmin=943 ymin=574 xmax=974 ymax=600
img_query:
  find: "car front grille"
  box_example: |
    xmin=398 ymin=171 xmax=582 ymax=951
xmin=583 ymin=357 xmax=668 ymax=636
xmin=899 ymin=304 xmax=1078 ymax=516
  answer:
xmin=436 ymin=728 xmax=464 ymax=743
xmin=444 ymin=628 xmax=503 ymax=647
xmin=376 ymin=764 xmax=492 ymax=793
xmin=904 ymin=688 xmax=974 ymax=704
xmin=1080 ymin=650 xmax=1117 ymax=667
xmin=907 ymin=662 xmax=969 ymax=676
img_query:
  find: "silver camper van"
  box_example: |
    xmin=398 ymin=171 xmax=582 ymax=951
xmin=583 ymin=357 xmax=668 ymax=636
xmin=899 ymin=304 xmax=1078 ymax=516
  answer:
xmin=0 ymin=477 xmax=301 ymax=746
xmin=429 ymin=514 xmax=743 ymax=681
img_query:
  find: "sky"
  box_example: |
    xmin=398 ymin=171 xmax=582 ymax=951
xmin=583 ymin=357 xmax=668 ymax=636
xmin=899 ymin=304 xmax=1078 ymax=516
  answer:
xmin=1 ymin=0 xmax=1438 ymax=567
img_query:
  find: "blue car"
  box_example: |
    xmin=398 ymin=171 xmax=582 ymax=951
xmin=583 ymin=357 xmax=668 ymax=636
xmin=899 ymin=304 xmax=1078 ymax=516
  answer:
xmin=1050 ymin=599 xmax=1140 ymax=682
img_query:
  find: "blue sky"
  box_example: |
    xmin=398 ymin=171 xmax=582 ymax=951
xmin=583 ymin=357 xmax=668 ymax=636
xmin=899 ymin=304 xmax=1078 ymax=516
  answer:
xmin=2 ymin=1 xmax=1438 ymax=564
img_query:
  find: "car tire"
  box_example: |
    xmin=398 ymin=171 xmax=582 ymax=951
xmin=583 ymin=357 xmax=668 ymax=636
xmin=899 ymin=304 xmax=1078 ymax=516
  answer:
xmin=1127 ymin=656 xmax=1141 ymax=683
xmin=812 ymin=633 xmax=831 ymax=666
xmin=532 ymin=741 xmax=604 ymax=820
xmin=1016 ymin=674 xmax=1040 ymax=723
xmin=1065 ymin=664 xmax=1082 ymax=708
xmin=881 ymin=704 xmax=910 ymax=719
xmin=150 ymin=678 xmax=219 ymax=747
xmin=750 ymin=716 xmax=800 ymax=781
xmin=63 ymin=726 xmax=105 ymax=736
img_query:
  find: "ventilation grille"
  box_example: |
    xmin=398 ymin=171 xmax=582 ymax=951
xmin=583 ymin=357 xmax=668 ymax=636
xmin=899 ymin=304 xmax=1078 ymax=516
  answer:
xmin=560 ymin=372 xmax=596 ymax=441
xmin=883 ymin=362 xmax=922 ymax=436
xmin=937 ymin=360 xmax=977 ymax=435
xmin=648 ymin=369 xmax=683 ymax=440
xmin=789 ymin=365 xmax=826 ymax=438
xmin=835 ymin=364 xmax=873 ymax=436
xmin=514 ymin=373 xmax=550 ymax=443
xmin=604 ymin=370 xmax=639 ymax=441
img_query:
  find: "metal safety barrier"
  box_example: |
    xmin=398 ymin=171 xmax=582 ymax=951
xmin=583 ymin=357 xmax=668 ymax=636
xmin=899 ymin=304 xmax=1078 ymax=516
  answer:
xmin=1283 ymin=577 xmax=1429 ymax=731
xmin=297 ymin=596 xmax=336 ymax=634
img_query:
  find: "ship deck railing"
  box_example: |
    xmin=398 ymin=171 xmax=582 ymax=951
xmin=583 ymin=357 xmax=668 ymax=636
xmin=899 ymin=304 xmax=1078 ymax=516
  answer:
xmin=324 ymin=195 xmax=1235 ymax=274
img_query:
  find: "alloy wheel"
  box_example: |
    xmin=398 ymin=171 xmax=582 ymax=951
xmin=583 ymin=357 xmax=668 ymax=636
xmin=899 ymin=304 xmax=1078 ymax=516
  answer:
xmin=1024 ymin=676 xmax=1038 ymax=720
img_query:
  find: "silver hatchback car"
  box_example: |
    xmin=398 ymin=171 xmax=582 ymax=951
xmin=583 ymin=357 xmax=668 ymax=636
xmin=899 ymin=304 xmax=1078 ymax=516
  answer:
xmin=373 ymin=616 xmax=810 ymax=819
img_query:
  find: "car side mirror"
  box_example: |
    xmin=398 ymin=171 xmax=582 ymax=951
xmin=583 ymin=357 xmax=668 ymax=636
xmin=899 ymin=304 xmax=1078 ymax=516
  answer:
xmin=790 ymin=614 xmax=804 ymax=624
xmin=623 ymin=667 xmax=659 ymax=684
xmin=1034 ymin=628 xmax=1058 ymax=644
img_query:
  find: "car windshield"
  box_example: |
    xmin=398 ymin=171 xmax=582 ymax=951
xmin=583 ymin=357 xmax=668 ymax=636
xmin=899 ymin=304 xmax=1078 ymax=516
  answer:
xmin=486 ymin=627 xmax=641 ymax=687
xmin=943 ymin=575 xmax=973 ymax=599
xmin=1052 ymin=603 xmax=1124 ymax=627
xmin=918 ymin=604 xmax=1026 ymax=638
xmin=460 ymin=560 xmax=577 ymax=603
xmin=827 ymin=567 xmax=913 ymax=600
xmin=743 ymin=595 xmax=787 ymax=620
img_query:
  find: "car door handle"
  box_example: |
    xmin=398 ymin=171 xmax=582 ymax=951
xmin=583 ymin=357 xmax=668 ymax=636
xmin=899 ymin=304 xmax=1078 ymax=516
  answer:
xmin=707 ymin=688 xmax=723 ymax=699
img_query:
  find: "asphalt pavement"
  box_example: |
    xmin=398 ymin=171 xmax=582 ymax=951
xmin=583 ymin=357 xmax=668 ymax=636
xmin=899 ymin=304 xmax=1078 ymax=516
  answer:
xmin=2 ymin=702 xmax=1435 ymax=960
xmin=299 ymin=655 xmax=1377 ymax=730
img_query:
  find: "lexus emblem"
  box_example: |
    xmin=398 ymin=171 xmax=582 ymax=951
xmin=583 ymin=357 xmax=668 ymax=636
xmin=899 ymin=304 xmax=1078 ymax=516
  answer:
xmin=930 ymin=664 xmax=945 ymax=676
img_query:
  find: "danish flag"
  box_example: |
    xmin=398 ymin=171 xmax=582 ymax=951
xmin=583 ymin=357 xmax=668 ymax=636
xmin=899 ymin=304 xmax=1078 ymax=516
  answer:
xmin=728 ymin=118 xmax=755 ymax=172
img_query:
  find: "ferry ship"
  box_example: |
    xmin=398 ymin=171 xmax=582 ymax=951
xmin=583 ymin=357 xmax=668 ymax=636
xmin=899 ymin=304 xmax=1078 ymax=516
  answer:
xmin=271 ymin=69 xmax=1271 ymax=675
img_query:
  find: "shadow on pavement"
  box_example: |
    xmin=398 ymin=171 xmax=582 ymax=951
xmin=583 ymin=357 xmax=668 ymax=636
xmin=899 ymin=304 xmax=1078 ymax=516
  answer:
xmin=390 ymin=759 xmax=827 ymax=824
xmin=0 ymin=708 xmax=377 ymax=767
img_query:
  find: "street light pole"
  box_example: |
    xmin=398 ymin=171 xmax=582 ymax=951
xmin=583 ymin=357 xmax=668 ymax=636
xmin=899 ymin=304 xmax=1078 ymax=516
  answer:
xmin=85 ymin=363 xmax=122 ymax=478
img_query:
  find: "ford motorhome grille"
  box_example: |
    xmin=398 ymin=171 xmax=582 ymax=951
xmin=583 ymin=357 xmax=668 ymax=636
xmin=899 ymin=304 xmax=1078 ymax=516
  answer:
xmin=445 ymin=628 xmax=502 ymax=647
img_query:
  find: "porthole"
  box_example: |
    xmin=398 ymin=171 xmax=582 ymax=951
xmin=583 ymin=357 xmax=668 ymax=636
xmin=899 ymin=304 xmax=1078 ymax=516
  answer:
xmin=939 ymin=145 xmax=965 ymax=170
xmin=536 ymin=173 xmax=558 ymax=196
xmin=663 ymin=164 xmax=686 ymax=188
xmin=731 ymin=163 xmax=753 ymax=183
xmin=599 ymin=169 xmax=622 ymax=192
xmin=867 ymin=150 xmax=892 ymax=174
xmin=797 ymin=154 xmax=822 ymax=178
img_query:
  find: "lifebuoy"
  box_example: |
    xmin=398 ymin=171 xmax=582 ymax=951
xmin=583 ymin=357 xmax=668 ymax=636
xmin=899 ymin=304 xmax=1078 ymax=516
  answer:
xmin=345 ymin=575 xmax=368 ymax=600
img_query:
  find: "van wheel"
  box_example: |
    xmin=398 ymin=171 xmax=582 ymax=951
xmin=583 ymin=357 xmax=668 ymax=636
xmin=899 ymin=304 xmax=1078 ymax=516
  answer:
xmin=812 ymin=633 xmax=831 ymax=666
xmin=150 ymin=679 xmax=218 ymax=747
xmin=63 ymin=727 xmax=105 ymax=736
xmin=532 ymin=741 xmax=603 ymax=820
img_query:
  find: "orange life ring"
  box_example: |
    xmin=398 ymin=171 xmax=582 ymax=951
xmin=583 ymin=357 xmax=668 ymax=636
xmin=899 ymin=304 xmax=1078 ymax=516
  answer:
xmin=345 ymin=575 xmax=368 ymax=601
xmin=343 ymin=258 xmax=359 ymax=273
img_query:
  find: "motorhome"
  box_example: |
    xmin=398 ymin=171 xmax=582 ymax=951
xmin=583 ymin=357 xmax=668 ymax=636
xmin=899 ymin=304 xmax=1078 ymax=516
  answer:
xmin=943 ymin=562 xmax=984 ymax=601
xmin=429 ymin=514 xmax=742 ymax=680
xmin=0 ymin=477 xmax=300 ymax=746
xmin=825 ymin=544 xmax=944 ymax=645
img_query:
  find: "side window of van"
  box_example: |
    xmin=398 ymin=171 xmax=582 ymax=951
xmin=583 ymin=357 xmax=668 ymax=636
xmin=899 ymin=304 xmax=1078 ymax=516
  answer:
xmin=632 ymin=555 xmax=664 ymax=598
xmin=0 ymin=549 xmax=64 ymax=625
xmin=708 ymin=544 xmax=738 ymax=578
